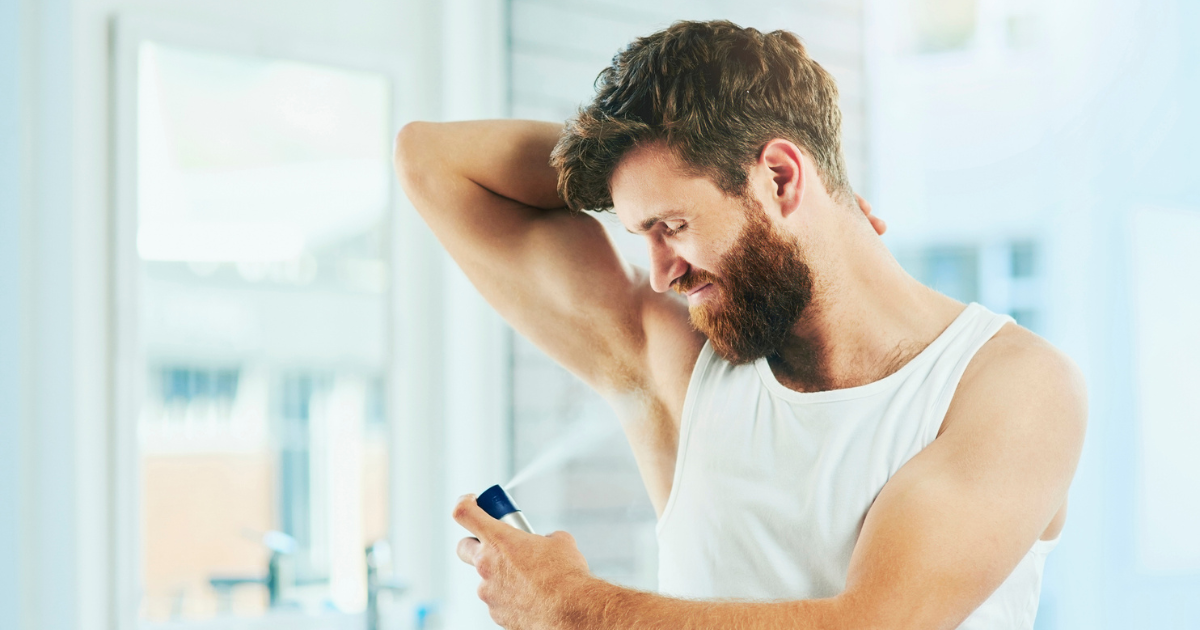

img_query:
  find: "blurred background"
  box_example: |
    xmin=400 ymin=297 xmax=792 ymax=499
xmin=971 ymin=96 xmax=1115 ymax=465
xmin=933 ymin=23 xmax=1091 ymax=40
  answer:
xmin=1 ymin=0 xmax=1198 ymax=629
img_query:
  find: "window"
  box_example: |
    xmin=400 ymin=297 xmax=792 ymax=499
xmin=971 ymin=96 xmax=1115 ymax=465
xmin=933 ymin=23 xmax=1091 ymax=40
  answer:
xmin=912 ymin=0 xmax=978 ymax=53
xmin=131 ymin=41 xmax=393 ymax=625
xmin=899 ymin=240 xmax=1043 ymax=332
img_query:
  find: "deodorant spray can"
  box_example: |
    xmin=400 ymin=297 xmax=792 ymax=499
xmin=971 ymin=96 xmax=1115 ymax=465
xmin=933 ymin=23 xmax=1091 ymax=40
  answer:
xmin=476 ymin=485 xmax=536 ymax=534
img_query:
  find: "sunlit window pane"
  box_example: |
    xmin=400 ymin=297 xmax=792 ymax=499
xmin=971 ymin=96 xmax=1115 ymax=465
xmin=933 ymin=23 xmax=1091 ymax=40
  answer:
xmin=912 ymin=0 xmax=977 ymax=53
xmin=136 ymin=42 xmax=391 ymax=623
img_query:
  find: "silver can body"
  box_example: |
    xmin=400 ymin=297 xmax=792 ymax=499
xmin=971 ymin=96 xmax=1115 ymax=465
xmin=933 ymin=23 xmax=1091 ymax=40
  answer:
xmin=499 ymin=511 xmax=535 ymax=534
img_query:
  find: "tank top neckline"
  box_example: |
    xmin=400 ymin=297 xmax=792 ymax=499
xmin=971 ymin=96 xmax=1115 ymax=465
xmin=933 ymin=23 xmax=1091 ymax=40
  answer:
xmin=751 ymin=302 xmax=980 ymax=404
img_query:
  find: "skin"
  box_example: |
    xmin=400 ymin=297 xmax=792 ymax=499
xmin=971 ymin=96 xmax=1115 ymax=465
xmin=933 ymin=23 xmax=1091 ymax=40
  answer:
xmin=394 ymin=119 xmax=1087 ymax=630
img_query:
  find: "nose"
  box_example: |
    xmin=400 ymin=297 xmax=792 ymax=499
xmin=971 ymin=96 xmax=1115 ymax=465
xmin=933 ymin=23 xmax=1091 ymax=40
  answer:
xmin=648 ymin=235 xmax=688 ymax=293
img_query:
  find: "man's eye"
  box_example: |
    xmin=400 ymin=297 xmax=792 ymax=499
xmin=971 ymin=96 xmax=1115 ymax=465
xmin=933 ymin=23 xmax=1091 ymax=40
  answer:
xmin=664 ymin=222 xmax=687 ymax=235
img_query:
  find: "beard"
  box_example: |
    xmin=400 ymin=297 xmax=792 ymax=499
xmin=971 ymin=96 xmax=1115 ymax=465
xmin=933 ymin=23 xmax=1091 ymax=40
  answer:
xmin=674 ymin=199 xmax=815 ymax=365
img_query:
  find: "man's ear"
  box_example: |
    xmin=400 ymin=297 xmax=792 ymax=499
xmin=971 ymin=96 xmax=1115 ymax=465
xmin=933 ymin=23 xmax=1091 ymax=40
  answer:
xmin=759 ymin=139 xmax=806 ymax=219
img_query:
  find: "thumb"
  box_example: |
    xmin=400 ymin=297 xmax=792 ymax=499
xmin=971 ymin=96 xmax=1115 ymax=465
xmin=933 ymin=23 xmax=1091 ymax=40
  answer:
xmin=452 ymin=494 xmax=509 ymax=543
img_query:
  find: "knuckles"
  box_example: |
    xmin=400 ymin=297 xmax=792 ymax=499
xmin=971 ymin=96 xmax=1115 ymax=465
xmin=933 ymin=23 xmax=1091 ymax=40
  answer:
xmin=476 ymin=578 xmax=513 ymax=628
xmin=468 ymin=526 xmax=580 ymax=630
xmin=475 ymin=554 xmax=493 ymax=579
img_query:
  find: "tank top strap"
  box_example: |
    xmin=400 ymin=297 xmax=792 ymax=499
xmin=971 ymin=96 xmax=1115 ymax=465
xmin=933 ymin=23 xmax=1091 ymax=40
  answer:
xmin=919 ymin=303 xmax=1016 ymax=445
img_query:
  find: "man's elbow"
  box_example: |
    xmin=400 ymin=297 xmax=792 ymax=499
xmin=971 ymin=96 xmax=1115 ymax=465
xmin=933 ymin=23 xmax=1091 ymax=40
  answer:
xmin=393 ymin=121 xmax=431 ymax=184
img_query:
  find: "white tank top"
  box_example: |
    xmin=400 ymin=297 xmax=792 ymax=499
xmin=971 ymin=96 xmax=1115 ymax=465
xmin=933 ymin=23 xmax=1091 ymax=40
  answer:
xmin=657 ymin=303 xmax=1058 ymax=629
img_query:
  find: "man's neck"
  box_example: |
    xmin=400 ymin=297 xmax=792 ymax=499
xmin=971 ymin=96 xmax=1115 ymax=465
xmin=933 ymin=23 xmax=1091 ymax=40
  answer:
xmin=767 ymin=234 xmax=964 ymax=393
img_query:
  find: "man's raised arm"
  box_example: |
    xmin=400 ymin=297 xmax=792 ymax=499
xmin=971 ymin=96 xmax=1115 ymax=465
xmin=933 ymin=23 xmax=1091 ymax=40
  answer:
xmin=394 ymin=120 xmax=674 ymax=394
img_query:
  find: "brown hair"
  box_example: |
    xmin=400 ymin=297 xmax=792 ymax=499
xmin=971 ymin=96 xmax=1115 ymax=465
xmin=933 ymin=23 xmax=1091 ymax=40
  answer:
xmin=550 ymin=20 xmax=851 ymax=212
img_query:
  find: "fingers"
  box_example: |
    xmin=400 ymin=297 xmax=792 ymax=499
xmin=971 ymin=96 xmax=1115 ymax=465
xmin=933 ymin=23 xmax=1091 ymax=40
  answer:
xmin=855 ymin=193 xmax=872 ymax=216
xmin=547 ymin=530 xmax=576 ymax=545
xmin=855 ymin=193 xmax=887 ymax=235
xmin=457 ymin=536 xmax=481 ymax=565
xmin=452 ymin=494 xmax=508 ymax=543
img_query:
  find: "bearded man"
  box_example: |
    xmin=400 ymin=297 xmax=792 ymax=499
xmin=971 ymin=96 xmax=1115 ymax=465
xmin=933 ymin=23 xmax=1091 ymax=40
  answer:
xmin=394 ymin=20 xmax=1085 ymax=630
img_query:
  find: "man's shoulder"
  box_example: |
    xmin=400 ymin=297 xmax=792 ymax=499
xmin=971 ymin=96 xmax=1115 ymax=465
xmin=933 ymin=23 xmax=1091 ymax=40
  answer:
xmin=970 ymin=323 xmax=1085 ymax=396
xmin=940 ymin=322 xmax=1088 ymax=440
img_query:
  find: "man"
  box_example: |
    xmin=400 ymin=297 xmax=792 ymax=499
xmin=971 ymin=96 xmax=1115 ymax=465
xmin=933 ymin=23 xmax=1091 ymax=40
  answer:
xmin=394 ymin=20 xmax=1085 ymax=630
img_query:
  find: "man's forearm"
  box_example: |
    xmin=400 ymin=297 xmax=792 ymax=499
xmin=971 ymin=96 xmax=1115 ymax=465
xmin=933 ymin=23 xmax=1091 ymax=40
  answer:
xmin=395 ymin=119 xmax=566 ymax=211
xmin=564 ymin=578 xmax=848 ymax=630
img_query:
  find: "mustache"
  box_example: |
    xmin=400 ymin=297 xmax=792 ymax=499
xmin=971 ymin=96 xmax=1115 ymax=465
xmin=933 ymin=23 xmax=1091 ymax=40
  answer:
xmin=672 ymin=268 xmax=720 ymax=296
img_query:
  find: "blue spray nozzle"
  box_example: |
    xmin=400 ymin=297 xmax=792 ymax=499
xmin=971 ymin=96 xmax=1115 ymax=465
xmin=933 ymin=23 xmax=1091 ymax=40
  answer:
xmin=477 ymin=484 xmax=521 ymax=520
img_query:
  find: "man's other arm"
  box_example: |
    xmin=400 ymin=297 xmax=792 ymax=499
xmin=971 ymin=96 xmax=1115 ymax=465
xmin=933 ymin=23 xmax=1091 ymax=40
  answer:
xmin=518 ymin=328 xmax=1086 ymax=630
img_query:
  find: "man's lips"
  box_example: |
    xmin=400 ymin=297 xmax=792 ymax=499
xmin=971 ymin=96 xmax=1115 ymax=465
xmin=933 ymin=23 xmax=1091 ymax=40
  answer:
xmin=684 ymin=283 xmax=714 ymax=304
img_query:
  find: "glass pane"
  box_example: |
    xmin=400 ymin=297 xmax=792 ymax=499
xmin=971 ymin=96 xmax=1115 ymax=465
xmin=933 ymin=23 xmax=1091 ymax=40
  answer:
xmin=1010 ymin=240 xmax=1037 ymax=278
xmin=911 ymin=0 xmax=977 ymax=53
xmin=135 ymin=42 xmax=391 ymax=623
xmin=898 ymin=245 xmax=980 ymax=303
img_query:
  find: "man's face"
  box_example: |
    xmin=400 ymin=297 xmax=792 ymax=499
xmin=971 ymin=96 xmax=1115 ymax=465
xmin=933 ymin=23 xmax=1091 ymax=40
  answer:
xmin=677 ymin=197 xmax=814 ymax=364
xmin=612 ymin=143 xmax=814 ymax=364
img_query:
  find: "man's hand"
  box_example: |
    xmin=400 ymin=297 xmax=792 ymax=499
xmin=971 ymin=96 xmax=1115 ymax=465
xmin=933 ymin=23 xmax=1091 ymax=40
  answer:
xmin=453 ymin=495 xmax=595 ymax=629
xmin=857 ymin=193 xmax=887 ymax=235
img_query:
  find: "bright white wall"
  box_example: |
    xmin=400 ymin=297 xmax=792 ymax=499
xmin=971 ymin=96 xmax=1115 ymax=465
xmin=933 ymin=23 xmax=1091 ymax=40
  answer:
xmin=1 ymin=2 xmax=83 ymax=630
xmin=1130 ymin=207 xmax=1200 ymax=575
xmin=0 ymin=0 xmax=24 ymax=627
